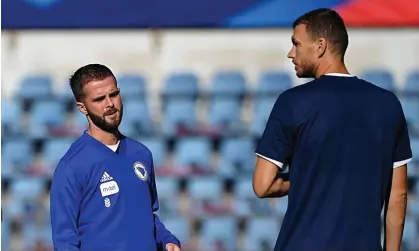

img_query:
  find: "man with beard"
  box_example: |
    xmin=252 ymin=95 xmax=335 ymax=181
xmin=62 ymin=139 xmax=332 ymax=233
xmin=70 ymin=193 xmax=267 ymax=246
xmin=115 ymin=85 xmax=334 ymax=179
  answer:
xmin=252 ymin=8 xmax=412 ymax=251
xmin=50 ymin=64 xmax=181 ymax=251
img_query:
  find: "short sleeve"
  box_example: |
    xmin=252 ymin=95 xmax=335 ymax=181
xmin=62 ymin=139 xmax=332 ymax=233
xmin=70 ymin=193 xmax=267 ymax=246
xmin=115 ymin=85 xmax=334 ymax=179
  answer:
xmin=255 ymin=93 xmax=297 ymax=171
xmin=393 ymin=102 xmax=413 ymax=168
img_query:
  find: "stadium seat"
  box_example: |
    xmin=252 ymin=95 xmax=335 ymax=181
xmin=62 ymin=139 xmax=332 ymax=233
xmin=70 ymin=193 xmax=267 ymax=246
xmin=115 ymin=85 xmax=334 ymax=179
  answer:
xmin=162 ymin=218 xmax=190 ymax=244
xmin=28 ymin=100 xmax=66 ymax=138
xmin=155 ymin=177 xmax=178 ymax=199
xmin=10 ymin=177 xmax=47 ymax=202
xmin=43 ymin=138 xmax=74 ymax=171
xmin=117 ymin=74 xmax=147 ymax=99
xmin=162 ymin=100 xmax=197 ymax=137
xmin=274 ymin=196 xmax=288 ymax=216
xmin=410 ymin=139 xmax=419 ymax=163
xmin=72 ymin=111 xmax=88 ymax=130
xmin=208 ymin=98 xmax=242 ymax=128
xmin=404 ymin=70 xmax=419 ymax=93
xmin=402 ymin=217 xmax=418 ymax=250
xmin=173 ymin=137 xmax=212 ymax=169
xmin=138 ymin=138 xmax=166 ymax=168
xmin=122 ymin=99 xmax=153 ymax=135
xmin=257 ymin=70 xmax=293 ymax=96
xmin=210 ymin=70 xmax=246 ymax=98
xmin=2 ymin=139 xmax=34 ymax=176
xmin=250 ymin=97 xmax=277 ymax=137
xmin=57 ymin=84 xmax=75 ymax=103
xmin=399 ymin=98 xmax=419 ymax=127
xmin=234 ymin=178 xmax=254 ymax=199
xmin=188 ymin=177 xmax=223 ymax=201
xmin=1 ymin=99 xmax=23 ymax=136
xmin=17 ymin=74 xmax=53 ymax=100
xmin=200 ymin=217 xmax=237 ymax=250
xmin=162 ymin=72 xmax=199 ymax=99
xmin=218 ymin=137 xmax=255 ymax=177
xmin=243 ymin=217 xmax=280 ymax=251
xmin=359 ymin=69 xmax=395 ymax=91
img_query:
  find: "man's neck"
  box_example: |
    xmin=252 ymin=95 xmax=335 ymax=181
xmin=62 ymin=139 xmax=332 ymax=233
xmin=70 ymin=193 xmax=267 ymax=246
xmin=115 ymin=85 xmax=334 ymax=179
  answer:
xmin=87 ymin=126 xmax=120 ymax=145
xmin=315 ymin=58 xmax=349 ymax=79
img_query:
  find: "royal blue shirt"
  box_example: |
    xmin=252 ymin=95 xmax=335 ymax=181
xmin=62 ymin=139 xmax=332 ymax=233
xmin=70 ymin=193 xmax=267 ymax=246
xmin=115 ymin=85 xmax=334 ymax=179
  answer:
xmin=50 ymin=132 xmax=180 ymax=251
xmin=256 ymin=74 xmax=413 ymax=251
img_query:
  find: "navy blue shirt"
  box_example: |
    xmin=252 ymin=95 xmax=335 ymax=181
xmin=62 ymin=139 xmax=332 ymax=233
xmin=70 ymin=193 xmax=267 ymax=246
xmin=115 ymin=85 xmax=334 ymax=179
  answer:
xmin=256 ymin=74 xmax=412 ymax=251
xmin=50 ymin=132 xmax=180 ymax=251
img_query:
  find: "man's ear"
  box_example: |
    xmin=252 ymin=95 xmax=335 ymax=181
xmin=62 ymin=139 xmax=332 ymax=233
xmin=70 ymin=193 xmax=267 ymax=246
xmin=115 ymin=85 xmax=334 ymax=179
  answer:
xmin=77 ymin=102 xmax=88 ymax=116
xmin=317 ymin=38 xmax=327 ymax=58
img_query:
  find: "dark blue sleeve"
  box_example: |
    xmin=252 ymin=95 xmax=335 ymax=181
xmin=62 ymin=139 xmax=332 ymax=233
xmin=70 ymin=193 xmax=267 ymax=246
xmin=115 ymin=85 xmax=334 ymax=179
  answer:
xmin=50 ymin=161 xmax=82 ymax=251
xmin=149 ymin=157 xmax=181 ymax=249
xmin=255 ymin=93 xmax=297 ymax=171
xmin=393 ymin=101 xmax=413 ymax=166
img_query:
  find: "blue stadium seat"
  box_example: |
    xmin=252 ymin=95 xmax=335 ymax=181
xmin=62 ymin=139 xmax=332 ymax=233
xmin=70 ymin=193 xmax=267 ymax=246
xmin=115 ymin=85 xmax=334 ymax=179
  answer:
xmin=399 ymin=98 xmax=419 ymax=127
xmin=218 ymin=137 xmax=255 ymax=177
xmin=155 ymin=177 xmax=178 ymax=199
xmin=162 ymin=72 xmax=199 ymax=99
xmin=117 ymin=74 xmax=147 ymax=98
xmin=29 ymin=100 xmax=66 ymax=138
xmin=57 ymin=84 xmax=75 ymax=103
xmin=257 ymin=70 xmax=292 ymax=96
xmin=404 ymin=70 xmax=419 ymax=93
xmin=188 ymin=177 xmax=222 ymax=200
xmin=402 ymin=217 xmax=418 ymax=250
xmin=10 ymin=177 xmax=46 ymax=202
xmin=411 ymin=139 xmax=419 ymax=163
xmin=210 ymin=70 xmax=246 ymax=98
xmin=234 ymin=178 xmax=254 ymax=199
xmin=122 ymin=99 xmax=153 ymax=135
xmin=1 ymin=99 xmax=23 ymax=136
xmin=173 ymin=137 xmax=212 ymax=169
xmin=43 ymin=138 xmax=74 ymax=170
xmin=2 ymin=139 xmax=33 ymax=176
xmin=250 ymin=97 xmax=277 ymax=137
xmin=243 ymin=217 xmax=280 ymax=251
xmin=162 ymin=218 xmax=190 ymax=244
xmin=162 ymin=100 xmax=196 ymax=137
xmin=208 ymin=98 xmax=242 ymax=127
xmin=200 ymin=217 xmax=237 ymax=250
xmin=72 ymin=111 xmax=88 ymax=129
xmin=17 ymin=74 xmax=53 ymax=100
xmin=359 ymin=69 xmax=395 ymax=91
xmin=274 ymin=197 xmax=288 ymax=216
xmin=139 ymin=138 xmax=166 ymax=168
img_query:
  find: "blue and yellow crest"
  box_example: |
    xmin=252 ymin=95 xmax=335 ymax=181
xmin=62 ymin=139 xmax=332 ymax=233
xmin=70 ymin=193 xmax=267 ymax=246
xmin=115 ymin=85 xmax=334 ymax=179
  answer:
xmin=133 ymin=162 xmax=148 ymax=181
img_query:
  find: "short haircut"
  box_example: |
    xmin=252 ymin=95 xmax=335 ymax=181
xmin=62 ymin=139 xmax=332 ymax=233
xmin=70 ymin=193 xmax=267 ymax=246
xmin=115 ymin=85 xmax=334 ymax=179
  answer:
xmin=69 ymin=64 xmax=115 ymax=101
xmin=293 ymin=8 xmax=349 ymax=57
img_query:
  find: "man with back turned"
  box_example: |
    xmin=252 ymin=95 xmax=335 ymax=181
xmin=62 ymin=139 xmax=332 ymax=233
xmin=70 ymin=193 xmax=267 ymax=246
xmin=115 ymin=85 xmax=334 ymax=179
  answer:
xmin=253 ymin=8 xmax=412 ymax=251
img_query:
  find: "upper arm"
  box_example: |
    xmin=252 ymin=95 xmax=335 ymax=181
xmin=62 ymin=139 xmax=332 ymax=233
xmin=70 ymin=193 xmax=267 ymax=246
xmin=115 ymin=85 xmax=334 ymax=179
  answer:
xmin=253 ymin=94 xmax=297 ymax=193
xmin=50 ymin=161 xmax=82 ymax=249
xmin=390 ymin=164 xmax=408 ymax=194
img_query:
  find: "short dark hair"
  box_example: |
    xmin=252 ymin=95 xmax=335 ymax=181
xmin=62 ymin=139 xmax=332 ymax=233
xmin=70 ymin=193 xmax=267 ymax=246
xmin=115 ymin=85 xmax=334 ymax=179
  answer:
xmin=293 ymin=8 xmax=349 ymax=57
xmin=69 ymin=64 xmax=115 ymax=101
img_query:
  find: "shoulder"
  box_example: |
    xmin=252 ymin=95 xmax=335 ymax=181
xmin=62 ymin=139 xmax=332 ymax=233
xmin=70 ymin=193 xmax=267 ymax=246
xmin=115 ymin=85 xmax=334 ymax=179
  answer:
xmin=123 ymin=136 xmax=153 ymax=158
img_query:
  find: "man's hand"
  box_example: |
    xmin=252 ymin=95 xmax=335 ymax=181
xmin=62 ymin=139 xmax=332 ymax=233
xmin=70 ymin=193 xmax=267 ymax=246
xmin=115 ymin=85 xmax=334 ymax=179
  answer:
xmin=165 ymin=243 xmax=181 ymax=251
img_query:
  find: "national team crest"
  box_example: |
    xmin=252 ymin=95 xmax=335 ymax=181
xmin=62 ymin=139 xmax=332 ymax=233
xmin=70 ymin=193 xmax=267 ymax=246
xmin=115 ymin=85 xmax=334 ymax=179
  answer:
xmin=133 ymin=162 xmax=148 ymax=181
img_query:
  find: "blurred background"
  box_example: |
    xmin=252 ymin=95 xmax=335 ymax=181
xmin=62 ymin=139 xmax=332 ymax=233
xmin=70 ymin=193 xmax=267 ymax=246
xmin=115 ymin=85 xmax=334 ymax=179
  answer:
xmin=1 ymin=0 xmax=419 ymax=250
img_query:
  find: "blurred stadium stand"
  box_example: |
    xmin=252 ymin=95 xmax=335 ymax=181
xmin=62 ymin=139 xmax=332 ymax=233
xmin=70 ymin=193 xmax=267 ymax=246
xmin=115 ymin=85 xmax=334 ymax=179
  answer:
xmin=1 ymin=0 xmax=419 ymax=250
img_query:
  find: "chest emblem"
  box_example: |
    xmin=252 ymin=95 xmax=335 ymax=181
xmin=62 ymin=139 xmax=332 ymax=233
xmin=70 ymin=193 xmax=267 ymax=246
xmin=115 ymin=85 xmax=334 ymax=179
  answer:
xmin=133 ymin=161 xmax=148 ymax=181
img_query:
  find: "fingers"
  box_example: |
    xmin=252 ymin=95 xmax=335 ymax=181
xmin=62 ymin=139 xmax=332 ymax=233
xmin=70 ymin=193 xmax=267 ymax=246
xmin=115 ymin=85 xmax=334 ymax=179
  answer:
xmin=166 ymin=243 xmax=180 ymax=251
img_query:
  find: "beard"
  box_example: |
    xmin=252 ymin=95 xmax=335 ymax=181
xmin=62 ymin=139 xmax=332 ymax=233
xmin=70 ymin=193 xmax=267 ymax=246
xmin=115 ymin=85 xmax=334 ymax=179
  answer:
xmin=295 ymin=59 xmax=316 ymax=78
xmin=87 ymin=105 xmax=123 ymax=133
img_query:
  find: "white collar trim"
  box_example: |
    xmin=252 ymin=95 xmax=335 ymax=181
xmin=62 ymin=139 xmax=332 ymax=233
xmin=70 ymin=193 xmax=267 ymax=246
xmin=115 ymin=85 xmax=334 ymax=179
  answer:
xmin=325 ymin=73 xmax=354 ymax=77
